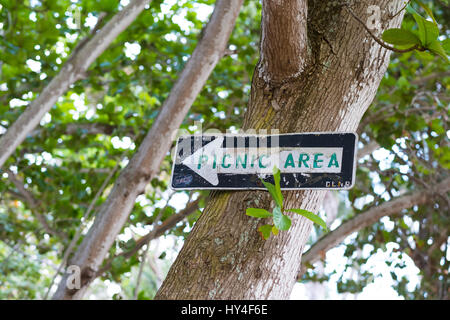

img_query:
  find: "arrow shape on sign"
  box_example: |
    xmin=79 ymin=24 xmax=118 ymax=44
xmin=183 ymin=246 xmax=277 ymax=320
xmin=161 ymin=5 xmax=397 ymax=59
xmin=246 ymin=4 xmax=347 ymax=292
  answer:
xmin=182 ymin=136 xmax=224 ymax=186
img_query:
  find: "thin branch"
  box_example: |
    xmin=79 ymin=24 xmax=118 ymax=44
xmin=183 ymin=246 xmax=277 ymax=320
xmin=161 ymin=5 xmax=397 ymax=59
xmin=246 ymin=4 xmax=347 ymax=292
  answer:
xmin=358 ymin=101 xmax=441 ymax=135
xmin=357 ymin=140 xmax=380 ymax=159
xmin=38 ymin=165 xmax=114 ymax=174
xmin=0 ymin=238 xmax=59 ymax=270
xmin=427 ymin=233 xmax=448 ymax=259
xmin=389 ymin=0 xmax=411 ymax=19
xmin=95 ymin=197 xmax=201 ymax=278
xmin=5 ymin=169 xmax=67 ymax=239
xmin=26 ymin=123 xmax=136 ymax=139
xmin=68 ymin=12 xmax=108 ymax=59
xmin=357 ymin=103 xmax=398 ymax=134
xmin=5 ymin=170 xmax=39 ymax=208
xmin=344 ymin=5 xmax=420 ymax=54
xmin=0 ymin=239 xmax=23 ymax=269
xmin=44 ymin=158 xmax=121 ymax=299
xmin=4 ymin=189 xmax=29 ymax=203
xmin=298 ymin=177 xmax=450 ymax=279
xmin=411 ymin=71 xmax=450 ymax=86
xmin=133 ymin=192 xmax=175 ymax=299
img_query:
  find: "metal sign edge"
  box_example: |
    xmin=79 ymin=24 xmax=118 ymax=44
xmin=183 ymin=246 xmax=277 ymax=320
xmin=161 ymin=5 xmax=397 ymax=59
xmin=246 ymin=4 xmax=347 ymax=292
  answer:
xmin=169 ymin=132 xmax=359 ymax=191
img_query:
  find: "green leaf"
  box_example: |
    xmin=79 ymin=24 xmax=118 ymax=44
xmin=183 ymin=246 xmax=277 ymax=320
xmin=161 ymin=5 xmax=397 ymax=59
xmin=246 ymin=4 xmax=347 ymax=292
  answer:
xmin=271 ymin=225 xmax=279 ymax=236
xmin=246 ymin=207 xmax=273 ymax=219
xmin=137 ymin=290 xmax=150 ymax=300
xmin=280 ymin=215 xmax=291 ymax=230
xmin=406 ymin=4 xmax=421 ymax=17
xmin=289 ymin=208 xmax=328 ymax=231
xmin=412 ymin=12 xmax=439 ymax=46
xmin=273 ymin=206 xmax=291 ymax=231
xmin=272 ymin=166 xmax=283 ymax=210
xmin=415 ymin=49 xmax=435 ymax=62
xmin=382 ymin=29 xmax=421 ymax=46
xmin=111 ymin=256 xmax=125 ymax=273
xmin=414 ymin=0 xmax=437 ymax=24
xmin=261 ymin=180 xmax=282 ymax=208
xmin=272 ymin=206 xmax=282 ymax=223
xmin=442 ymin=38 xmax=450 ymax=54
xmin=158 ymin=251 xmax=167 ymax=259
xmin=258 ymin=224 xmax=273 ymax=240
xmin=427 ymin=40 xmax=449 ymax=62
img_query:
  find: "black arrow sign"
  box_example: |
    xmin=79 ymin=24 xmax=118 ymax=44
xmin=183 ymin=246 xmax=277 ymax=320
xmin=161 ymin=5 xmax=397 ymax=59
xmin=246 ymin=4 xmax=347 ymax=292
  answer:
xmin=171 ymin=133 xmax=357 ymax=190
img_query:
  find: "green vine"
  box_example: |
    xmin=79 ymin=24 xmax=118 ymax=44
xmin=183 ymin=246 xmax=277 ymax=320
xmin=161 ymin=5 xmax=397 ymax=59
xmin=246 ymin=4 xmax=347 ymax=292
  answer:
xmin=246 ymin=166 xmax=328 ymax=240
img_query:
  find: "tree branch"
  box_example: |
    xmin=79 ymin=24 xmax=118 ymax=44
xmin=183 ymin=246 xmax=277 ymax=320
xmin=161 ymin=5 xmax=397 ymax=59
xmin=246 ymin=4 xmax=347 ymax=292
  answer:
xmin=27 ymin=123 xmax=136 ymax=139
xmin=298 ymin=177 xmax=450 ymax=279
xmin=133 ymin=192 xmax=175 ymax=299
xmin=344 ymin=4 xmax=421 ymax=54
xmin=0 ymin=0 xmax=152 ymax=169
xmin=5 ymin=169 xmax=67 ymax=239
xmin=52 ymin=0 xmax=244 ymax=300
xmin=95 ymin=197 xmax=201 ymax=278
xmin=44 ymin=157 xmax=121 ymax=299
xmin=357 ymin=140 xmax=380 ymax=159
xmin=411 ymin=71 xmax=450 ymax=86
xmin=389 ymin=0 xmax=411 ymax=19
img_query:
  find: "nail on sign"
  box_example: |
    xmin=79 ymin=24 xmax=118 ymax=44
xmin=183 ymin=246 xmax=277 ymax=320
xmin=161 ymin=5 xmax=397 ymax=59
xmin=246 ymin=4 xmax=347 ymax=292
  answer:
xmin=170 ymin=133 xmax=358 ymax=190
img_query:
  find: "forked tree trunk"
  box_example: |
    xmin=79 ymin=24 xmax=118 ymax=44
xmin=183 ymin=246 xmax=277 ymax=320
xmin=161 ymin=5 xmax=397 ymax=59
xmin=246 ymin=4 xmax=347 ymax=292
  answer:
xmin=155 ymin=0 xmax=405 ymax=299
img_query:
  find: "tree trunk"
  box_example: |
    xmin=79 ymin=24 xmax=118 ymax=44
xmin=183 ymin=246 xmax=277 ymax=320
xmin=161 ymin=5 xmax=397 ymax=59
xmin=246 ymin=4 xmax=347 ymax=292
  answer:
xmin=52 ymin=0 xmax=243 ymax=300
xmin=155 ymin=0 xmax=405 ymax=299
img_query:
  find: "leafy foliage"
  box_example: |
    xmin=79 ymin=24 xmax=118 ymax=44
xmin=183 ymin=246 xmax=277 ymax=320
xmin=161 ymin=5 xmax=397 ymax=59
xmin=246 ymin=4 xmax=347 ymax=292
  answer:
xmin=381 ymin=2 xmax=449 ymax=61
xmin=246 ymin=167 xmax=327 ymax=240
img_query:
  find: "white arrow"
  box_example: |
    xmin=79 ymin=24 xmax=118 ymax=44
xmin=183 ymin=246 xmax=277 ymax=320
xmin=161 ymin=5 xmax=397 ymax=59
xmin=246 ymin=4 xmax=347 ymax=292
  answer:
xmin=182 ymin=136 xmax=224 ymax=185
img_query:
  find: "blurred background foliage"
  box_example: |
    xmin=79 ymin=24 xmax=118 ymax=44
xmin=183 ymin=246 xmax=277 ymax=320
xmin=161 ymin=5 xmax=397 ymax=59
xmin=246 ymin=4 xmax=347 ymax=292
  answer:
xmin=0 ymin=0 xmax=448 ymax=299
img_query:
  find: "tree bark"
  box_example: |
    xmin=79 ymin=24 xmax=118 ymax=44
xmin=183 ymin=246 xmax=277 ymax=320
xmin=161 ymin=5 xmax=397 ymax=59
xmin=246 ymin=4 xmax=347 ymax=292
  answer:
xmin=298 ymin=177 xmax=450 ymax=279
xmin=0 ymin=0 xmax=152 ymax=169
xmin=155 ymin=0 xmax=406 ymax=299
xmin=52 ymin=0 xmax=244 ymax=300
xmin=259 ymin=0 xmax=308 ymax=84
